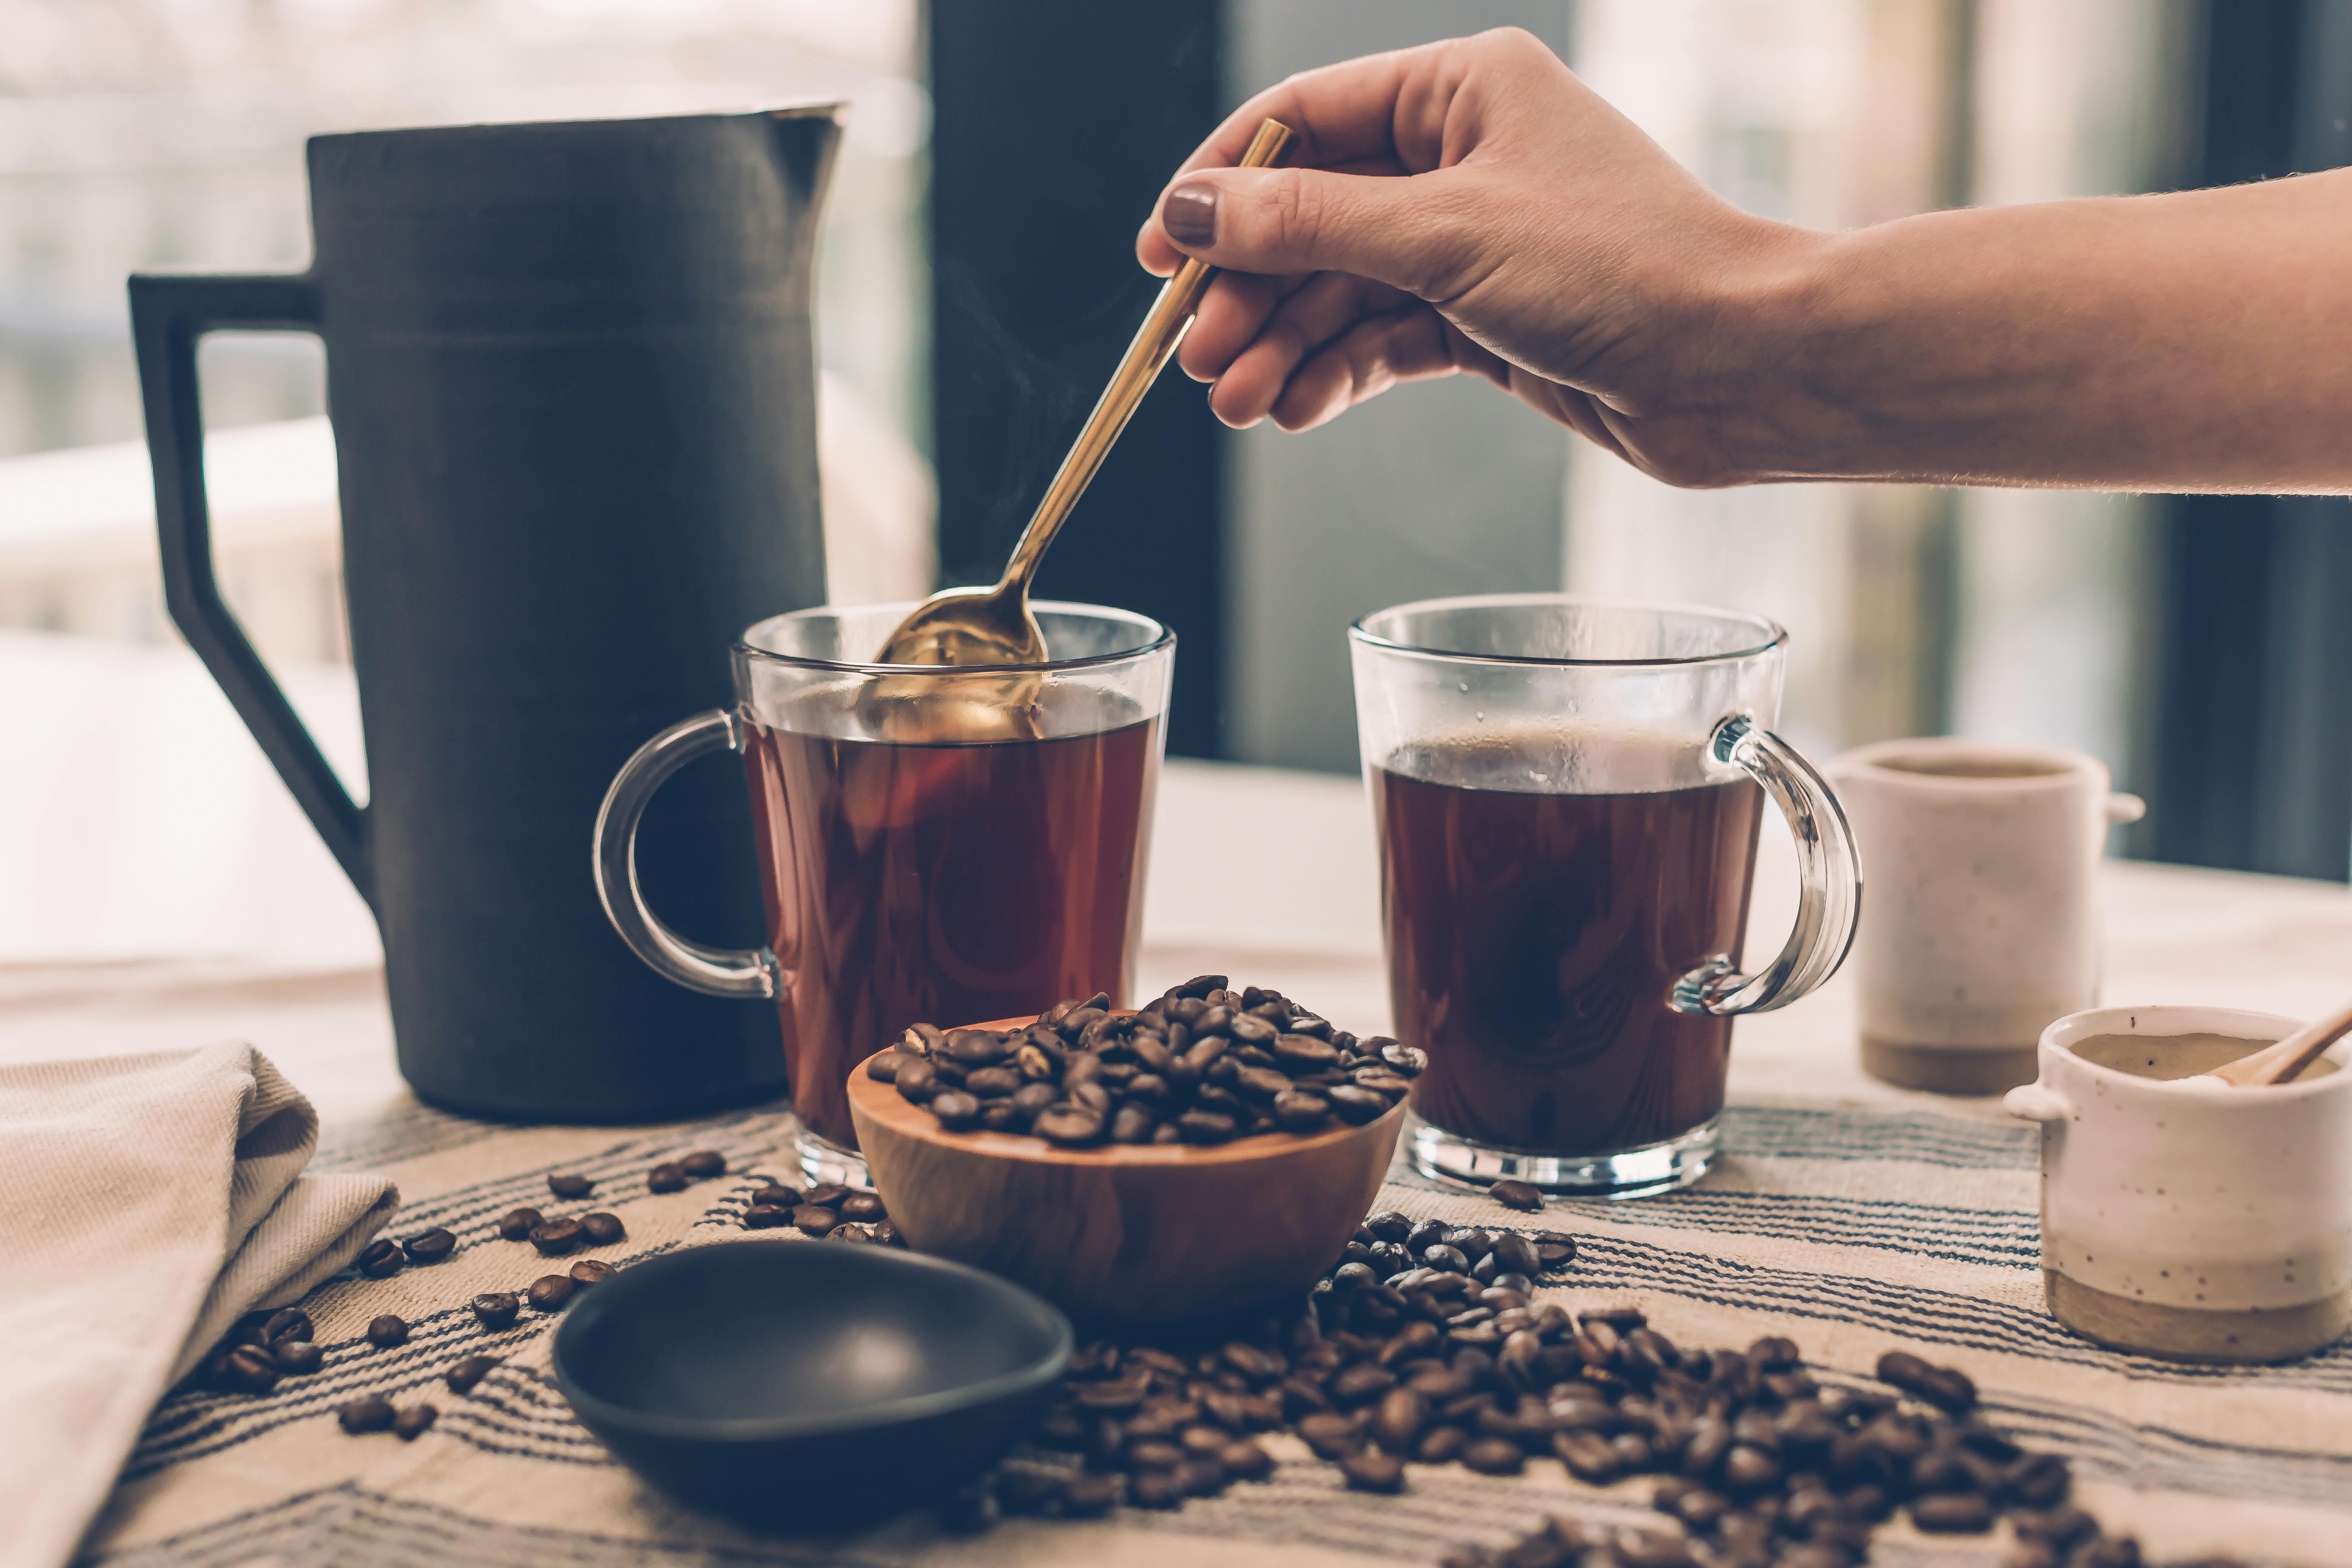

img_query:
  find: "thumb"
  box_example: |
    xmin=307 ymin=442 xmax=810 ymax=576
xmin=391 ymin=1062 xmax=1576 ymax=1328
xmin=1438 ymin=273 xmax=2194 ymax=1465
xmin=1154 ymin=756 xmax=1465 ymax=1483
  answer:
xmin=1154 ymin=165 xmax=1472 ymax=299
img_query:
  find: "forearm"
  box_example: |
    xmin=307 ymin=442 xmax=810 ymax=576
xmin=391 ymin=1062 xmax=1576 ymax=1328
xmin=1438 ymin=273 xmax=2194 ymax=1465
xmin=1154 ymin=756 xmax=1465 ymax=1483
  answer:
xmin=1710 ymin=170 xmax=2352 ymax=493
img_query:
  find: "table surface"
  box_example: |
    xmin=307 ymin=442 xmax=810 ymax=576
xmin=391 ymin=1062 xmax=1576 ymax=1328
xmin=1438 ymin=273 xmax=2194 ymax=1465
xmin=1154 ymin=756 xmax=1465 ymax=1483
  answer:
xmin=9 ymin=758 xmax=2352 ymax=1567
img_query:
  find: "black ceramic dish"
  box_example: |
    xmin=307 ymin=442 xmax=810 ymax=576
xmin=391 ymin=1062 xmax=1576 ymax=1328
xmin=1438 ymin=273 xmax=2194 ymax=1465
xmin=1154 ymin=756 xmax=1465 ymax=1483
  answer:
xmin=551 ymin=1239 xmax=1072 ymax=1527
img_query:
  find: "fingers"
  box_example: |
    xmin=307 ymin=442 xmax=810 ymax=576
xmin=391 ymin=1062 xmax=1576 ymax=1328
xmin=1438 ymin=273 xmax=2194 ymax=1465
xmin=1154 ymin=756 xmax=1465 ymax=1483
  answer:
xmin=1153 ymin=164 xmax=1480 ymax=301
xmin=1238 ymin=303 xmax=1495 ymax=432
xmin=1201 ymin=272 xmax=1414 ymax=425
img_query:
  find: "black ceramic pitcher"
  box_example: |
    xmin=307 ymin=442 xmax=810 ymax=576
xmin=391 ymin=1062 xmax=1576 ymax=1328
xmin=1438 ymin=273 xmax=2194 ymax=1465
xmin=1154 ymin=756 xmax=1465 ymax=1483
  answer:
xmin=129 ymin=108 xmax=840 ymax=1120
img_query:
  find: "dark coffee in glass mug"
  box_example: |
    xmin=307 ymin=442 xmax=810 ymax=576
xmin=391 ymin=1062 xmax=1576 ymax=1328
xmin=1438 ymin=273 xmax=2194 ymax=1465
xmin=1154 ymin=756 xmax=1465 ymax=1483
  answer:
xmin=597 ymin=602 xmax=1171 ymax=1183
xmin=1350 ymin=596 xmax=1861 ymax=1198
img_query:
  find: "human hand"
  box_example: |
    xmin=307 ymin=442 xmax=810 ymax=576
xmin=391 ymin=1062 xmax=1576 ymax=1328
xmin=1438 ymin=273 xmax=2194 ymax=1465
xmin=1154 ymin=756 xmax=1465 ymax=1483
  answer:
xmin=1137 ymin=28 xmax=1808 ymax=487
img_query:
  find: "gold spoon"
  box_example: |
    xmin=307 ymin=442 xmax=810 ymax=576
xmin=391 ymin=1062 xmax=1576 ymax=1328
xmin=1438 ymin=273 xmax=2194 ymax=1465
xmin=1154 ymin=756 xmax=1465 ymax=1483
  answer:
xmin=873 ymin=116 xmax=1293 ymax=672
xmin=2206 ymin=996 xmax=2352 ymax=1086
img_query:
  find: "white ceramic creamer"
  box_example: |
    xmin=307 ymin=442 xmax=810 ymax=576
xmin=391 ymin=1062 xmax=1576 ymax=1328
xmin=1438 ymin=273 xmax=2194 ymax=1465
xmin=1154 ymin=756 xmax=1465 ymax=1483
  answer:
xmin=1830 ymin=738 xmax=2143 ymax=1095
xmin=2006 ymin=1005 xmax=2352 ymax=1362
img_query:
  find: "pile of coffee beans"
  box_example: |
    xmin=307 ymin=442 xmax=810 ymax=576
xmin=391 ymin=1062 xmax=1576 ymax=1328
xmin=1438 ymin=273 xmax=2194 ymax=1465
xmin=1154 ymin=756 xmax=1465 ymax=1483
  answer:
xmin=872 ymin=976 xmax=1425 ymax=1148
xmin=741 ymin=1177 xmax=905 ymax=1245
xmin=197 ymin=1307 xmax=324 ymax=1393
xmin=929 ymin=1206 xmax=2165 ymax=1568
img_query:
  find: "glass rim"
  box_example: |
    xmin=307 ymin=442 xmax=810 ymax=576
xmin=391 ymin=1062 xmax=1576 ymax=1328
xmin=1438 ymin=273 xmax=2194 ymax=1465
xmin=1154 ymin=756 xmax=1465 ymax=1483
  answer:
xmin=735 ymin=599 xmax=1174 ymax=676
xmin=1348 ymin=592 xmax=1789 ymax=670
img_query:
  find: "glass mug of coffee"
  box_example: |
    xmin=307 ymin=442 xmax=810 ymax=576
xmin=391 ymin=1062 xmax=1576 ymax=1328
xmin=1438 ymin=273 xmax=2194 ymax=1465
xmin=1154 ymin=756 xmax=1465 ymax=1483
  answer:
xmin=594 ymin=602 xmax=1172 ymax=1183
xmin=1350 ymin=595 xmax=1861 ymax=1197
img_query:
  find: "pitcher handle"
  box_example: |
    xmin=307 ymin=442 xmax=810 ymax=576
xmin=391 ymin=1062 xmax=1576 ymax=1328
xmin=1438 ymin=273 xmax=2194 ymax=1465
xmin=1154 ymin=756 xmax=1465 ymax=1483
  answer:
xmin=129 ymin=271 xmax=373 ymax=903
xmin=1671 ymin=713 xmax=1864 ymax=1016
xmin=592 ymin=710 xmax=780 ymax=999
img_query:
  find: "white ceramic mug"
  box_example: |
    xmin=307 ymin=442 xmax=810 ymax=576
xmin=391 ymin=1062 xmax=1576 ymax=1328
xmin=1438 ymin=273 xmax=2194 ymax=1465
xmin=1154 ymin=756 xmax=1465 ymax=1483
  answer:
xmin=2007 ymin=1005 xmax=2352 ymax=1362
xmin=1828 ymin=738 xmax=2143 ymax=1094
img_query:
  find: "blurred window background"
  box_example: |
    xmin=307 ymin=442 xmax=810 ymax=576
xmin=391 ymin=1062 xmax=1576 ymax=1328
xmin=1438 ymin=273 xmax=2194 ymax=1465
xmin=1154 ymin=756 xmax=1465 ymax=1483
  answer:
xmin=3 ymin=0 xmax=2350 ymax=965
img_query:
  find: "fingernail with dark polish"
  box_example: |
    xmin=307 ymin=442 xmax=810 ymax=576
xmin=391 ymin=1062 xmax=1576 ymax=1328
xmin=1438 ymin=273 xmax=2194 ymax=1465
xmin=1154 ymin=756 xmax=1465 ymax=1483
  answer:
xmin=1162 ymin=183 xmax=1217 ymax=247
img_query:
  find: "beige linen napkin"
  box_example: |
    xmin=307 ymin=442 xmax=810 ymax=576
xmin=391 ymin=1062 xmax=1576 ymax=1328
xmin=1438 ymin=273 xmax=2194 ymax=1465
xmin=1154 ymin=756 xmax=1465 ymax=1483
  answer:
xmin=0 ymin=1042 xmax=397 ymax=1568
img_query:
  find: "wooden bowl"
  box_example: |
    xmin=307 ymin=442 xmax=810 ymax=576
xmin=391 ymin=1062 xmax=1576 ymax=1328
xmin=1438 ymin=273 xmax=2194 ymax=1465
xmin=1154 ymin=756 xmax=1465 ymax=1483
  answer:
xmin=848 ymin=1016 xmax=1405 ymax=1328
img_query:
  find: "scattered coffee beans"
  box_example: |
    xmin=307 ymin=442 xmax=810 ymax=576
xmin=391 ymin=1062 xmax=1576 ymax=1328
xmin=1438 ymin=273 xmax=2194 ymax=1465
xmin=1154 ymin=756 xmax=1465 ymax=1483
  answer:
xmin=393 ymin=1404 xmax=439 ymax=1441
xmin=529 ymin=1218 xmax=585 ymax=1256
xmin=527 ymin=1274 xmax=576 ymax=1312
xmin=356 ymin=1239 xmax=405 ymax=1279
xmin=579 ymin=1212 xmax=625 ymax=1245
xmin=744 ymin=1204 xmax=789 ymax=1229
xmin=647 ymin=1164 xmax=688 ymax=1194
xmin=337 ymin=1397 xmax=396 ymax=1434
xmin=547 ymin=1172 xmax=594 ymax=1199
xmin=401 ymin=1227 xmax=455 ymax=1264
xmin=497 ymin=1206 xmax=543 ymax=1241
xmin=220 ymin=1346 xmax=281 ymax=1393
xmin=366 ymin=1314 xmax=408 ymax=1349
xmin=680 ymin=1150 xmax=727 ymax=1178
xmin=926 ymin=1200 xmax=2165 ymax=1568
xmin=880 ymin=977 xmax=1425 ymax=1148
xmin=570 ymin=1258 xmax=616 ymax=1288
xmin=445 ymin=1355 xmax=500 ymax=1394
xmin=470 ymin=1291 xmax=519 ymax=1329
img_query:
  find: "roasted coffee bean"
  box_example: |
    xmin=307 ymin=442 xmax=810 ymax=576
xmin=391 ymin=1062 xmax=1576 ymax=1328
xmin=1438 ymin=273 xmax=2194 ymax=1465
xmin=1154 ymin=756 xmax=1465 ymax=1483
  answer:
xmin=570 ymin=1258 xmax=616 ymax=1288
xmin=792 ymin=1205 xmax=841 ymax=1237
xmin=272 ymin=1339 xmax=323 ymax=1375
xmin=828 ymin=1223 xmax=875 ymax=1242
xmin=338 ymin=1397 xmax=396 ymax=1434
xmin=547 ymin=1172 xmax=593 ymax=1200
xmin=1488 ymin=1178 xmax=1544 ymax=1212
xmin=498 ymin=1206 xmax=544 ymax=1240
xmin=445 ymin=1355 xmax=500 ymax=1394
xmin=528 ymin=1274 xmax=576 ymax=1312
xmin=222 ymin=1346 xmax=281 ymax=1393
xmin=579 ymin=1211 xmax=625 ymax=1244
xmin=402 ymin=1227 xmax=456 ymax=1264
xmin=1377 ymin=1040 xmax=1429 ymax=1074
xmin=1422 ymin=1244 xmax=1470 ymax=1274
xmin=1554 ymin=1429 xmax=1621 ymax=1481
xmin=393 ymin=1403 xmax=439 ymax=1441
xmin=1176 ymin=1109 xmax=1237 ymax=1143
xmin=1325 ymin=1085 xmax=1390 ymax=1124
xmin=930 ymin=1090 xmax=981 ymax=1130
xmin=1295 ymin=1411 xmax=1362 ymax=1458
xmin=1462 ymin=1437 xmax=1525 ymax=1475
xmin=1340 ymin=1447 xmax=1405 ymax=1492
xmin=1532 ymin=1235 xmax=1577 ymax=1271
xmin=893 ymin=1059 xmax=940 ymax=1102
xmin=743 ymin=1203 xmax=789 ymax=1229
xmin=1109 ymin=1103 xmax=1157 ymax=1143
xmin=680 ymin=1150 xmax=726 ymax=1179
xmin=802 ymin=1183 xmax=853 ymax=1209
xmin=836 ymin=1191 xmax=886 ymax=1223
xmin=1036 ymin=1108 xmax=1105 ymax=1146
xmin=262 ymin=1308 xmax=313 ymax=1344
xmin=529 ymin=1218 xmax=585 ymax=1255
xmin=1912 ymin=1492 xmax=1997 ymax=1533
xmin=366 ymin=1313 xmax=408 ymax=1348
xmin=1235 ymin=1066 xmax=1294 ymax=1101
xmin=470 ymin=1292 xmax=519 ymax=1329
xmin=357 ymin=1239 xmax=405 ymax=1279
xmin=1128 ymin=1470 xmax=1182 ymax=1509
xmin=948 ymin=1030 xmax=1011 ymax=1066
xmin=1877 ymin=1349 xmax=1976 ymax=1411
xmin=964 ymin=1066 xmax=1022 ymax=1098
xmin=865 ymin=1049 xmax=914 ymax=1082
xmin=646 ymin=1164 xmax=688 ymax=1194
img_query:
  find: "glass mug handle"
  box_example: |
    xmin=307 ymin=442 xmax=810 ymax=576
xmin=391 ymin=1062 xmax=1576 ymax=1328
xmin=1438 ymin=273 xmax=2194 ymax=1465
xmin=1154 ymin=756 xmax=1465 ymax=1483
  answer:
xmin=1670 ymin=713 xmax=1863 ymax=1017
xmin=591 ymin=709 xmax=780 ymax=999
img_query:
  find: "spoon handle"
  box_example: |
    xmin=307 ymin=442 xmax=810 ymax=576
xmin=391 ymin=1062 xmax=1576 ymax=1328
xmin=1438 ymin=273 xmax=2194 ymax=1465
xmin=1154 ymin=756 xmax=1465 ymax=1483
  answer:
xmin=2214 ymin=995 xmax=2352 ymax=1086
xmin=999 ymin=117 xmax=1293 ymax=591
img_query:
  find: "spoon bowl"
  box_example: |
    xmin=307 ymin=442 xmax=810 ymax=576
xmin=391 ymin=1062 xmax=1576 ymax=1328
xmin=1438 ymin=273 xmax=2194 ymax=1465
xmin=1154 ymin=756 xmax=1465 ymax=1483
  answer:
xmin=551 ymin=1237 xmax=1071 ymax=1527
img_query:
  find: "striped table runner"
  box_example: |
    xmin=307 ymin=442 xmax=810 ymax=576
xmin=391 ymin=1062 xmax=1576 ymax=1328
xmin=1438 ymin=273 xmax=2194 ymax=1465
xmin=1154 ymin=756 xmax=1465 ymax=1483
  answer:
xmin=77 ymin=1097 xmax=2351 ymax=1568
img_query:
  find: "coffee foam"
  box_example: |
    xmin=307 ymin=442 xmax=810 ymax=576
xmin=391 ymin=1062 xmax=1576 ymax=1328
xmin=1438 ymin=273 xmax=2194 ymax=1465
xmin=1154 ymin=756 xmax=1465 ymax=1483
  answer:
xmin=1382 ymin=719 xmax=1719 ymax=796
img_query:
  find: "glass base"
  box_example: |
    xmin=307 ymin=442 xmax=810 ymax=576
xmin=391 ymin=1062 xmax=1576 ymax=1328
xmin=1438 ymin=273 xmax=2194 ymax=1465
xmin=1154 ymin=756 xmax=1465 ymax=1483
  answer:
xmin=1406 ymin=1113 xmax=1717 ymax=1200
xmin=796 ymin=1130 xmax=871 ymax=1190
